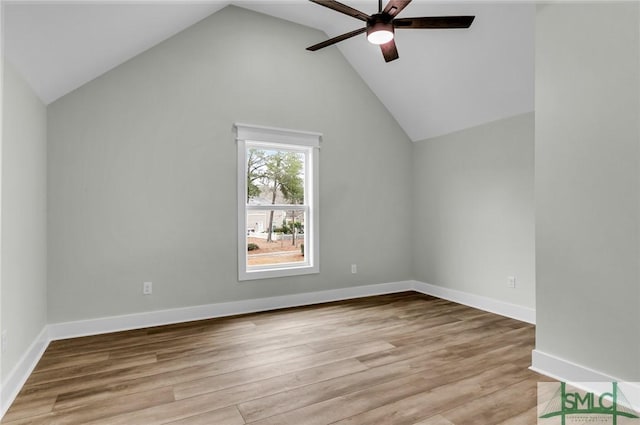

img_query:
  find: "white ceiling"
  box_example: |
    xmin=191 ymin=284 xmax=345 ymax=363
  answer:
xmin=3 ymin=0 xmax=534 ymax=141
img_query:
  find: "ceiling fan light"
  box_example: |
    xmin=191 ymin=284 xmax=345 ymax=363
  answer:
xmin=367 ymin=29 xmax=394 ymax=45
xmin=366 ymin=20 xmax=394 ymax=45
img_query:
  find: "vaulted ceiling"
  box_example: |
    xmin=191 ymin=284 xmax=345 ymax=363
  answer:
xmin=3 ymin=1 xmax=534 ymax=142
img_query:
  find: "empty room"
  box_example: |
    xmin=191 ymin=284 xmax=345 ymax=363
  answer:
xmin=1 ymin=1 xmax=639 ymax=424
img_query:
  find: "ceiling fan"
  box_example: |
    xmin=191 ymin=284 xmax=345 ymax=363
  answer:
xmin=307 ymin=0 xmax=475 ymax=63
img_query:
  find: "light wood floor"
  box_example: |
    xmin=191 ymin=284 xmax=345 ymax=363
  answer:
xmin=3 ymin=292 xmax=549 ymax=424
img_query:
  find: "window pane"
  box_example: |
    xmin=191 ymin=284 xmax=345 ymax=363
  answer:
xmin=247 ymin=209 xmax=306 ymax=267
xmin=247 ymin=148 xmax=305 ymax=205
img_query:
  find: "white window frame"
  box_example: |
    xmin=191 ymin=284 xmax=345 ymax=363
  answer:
xmin=235 ymin=123 xmax=320 ymax=281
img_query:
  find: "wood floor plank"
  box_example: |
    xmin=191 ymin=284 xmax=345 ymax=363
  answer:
xmin=440 ymin=377 xmax=538 ymax=424
xmin=173 ymin=357 xmax=367 ymax=402
xmin=327 ymin=363 xmax=531 ymax=425
xmin=3 ymin=386 xmax=174 ymax=425
xmin=228 ymin=339 xmax=532 ymax=423
xmin=305 ymin=314 xmax=461 ymax=353
xmin=28 ymin=353 xmax=158 ymax=386
xmin=32 ymin=352 xmax=110 ymax=373
xmin=81 ymin=396 xmax=243 ymax=425
xmin=496 ymin=406 xmax=538 ymax=425
xmin=243 ymin=371 xmax=438 ymax=425
xmin=173 ymin=339 xmax=393 ymax=399
xmin=1 ymin=396 xmax=56 ymax=423
xmin=243 ymin=359 xmax=531 ymax=425
xmin=411 ymin=415 xmax=455 ymax=425
xmin=48 ymin=339 xmax=387 ymax=412
xmin=20 ymin=343 xmax=315 ymax=402
xmin=1 ymin=292 xmax=548 ymax=425
xmin=162 ymin=406 xmax=245 ymax=425
xmin=240 ymin=317 xmax=408 ymax=356
xmin=236 ymin=347 xmax=460 ymax=423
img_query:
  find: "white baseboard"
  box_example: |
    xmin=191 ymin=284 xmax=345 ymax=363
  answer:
xmin=46 ymin=279 xmax=535 ymax=341
xmin=411 ymin=280 xmax=536 ymax=324
xmin=531 ymin=349 xmax=640 ymax=411
xmin=1 ymin=326 xmax=49 ymax=418
xmin=48 ymin=281 xmax=414 ymax=340
xmin=531 ymin=349 xmax=619 ymax=382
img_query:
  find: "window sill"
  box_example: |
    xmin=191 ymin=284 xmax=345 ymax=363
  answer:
xmin=238 ymin=264 xmax=319 ymax=281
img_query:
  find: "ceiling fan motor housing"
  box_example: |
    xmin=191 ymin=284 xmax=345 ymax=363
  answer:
xmin=367 ymin=13 xmax=394 ymax=44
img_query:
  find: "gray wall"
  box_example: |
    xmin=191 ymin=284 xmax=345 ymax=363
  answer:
xmin=47 ymin=6 xmax=414 ymax=323
xmin=1 ymin=62 xmax=47 ymax=381
xmin=535 ymin=3 xmax=640 ymax=380
xmin=412 ymin=113 xmax=535 ymax=309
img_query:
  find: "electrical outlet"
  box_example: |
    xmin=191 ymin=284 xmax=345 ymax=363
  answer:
xmin=507 ymin=276 xmax=516 ymax=288
xmin=143 ymin=281 xmax=153 ymax=295
xmin=351 ymin=264 xmax=357 ymax=274
xmin=2 ymin=330 xmax=7 ymax=353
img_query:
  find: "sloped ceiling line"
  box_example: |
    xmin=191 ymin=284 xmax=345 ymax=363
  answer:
xmin=3 ymin=1 xmax=534 ymax=141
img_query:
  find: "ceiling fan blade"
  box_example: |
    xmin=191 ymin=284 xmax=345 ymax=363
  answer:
xmin=382 ymin=0 xmax=411 ymax=17
xmin=380 ymin=39 xmax=399 ymax=62
xmin=307 ymin=27 xmax=367 ymax=51
xmin=394 ymin=16 xmax=475 ymax=29
xmin=309 ymin=0 xmax=370 ymax=21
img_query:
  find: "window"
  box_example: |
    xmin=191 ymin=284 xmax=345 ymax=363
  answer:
xmin=235 ymin=123 xmax=320 ymax=281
